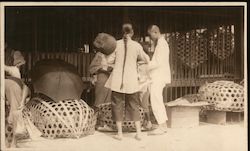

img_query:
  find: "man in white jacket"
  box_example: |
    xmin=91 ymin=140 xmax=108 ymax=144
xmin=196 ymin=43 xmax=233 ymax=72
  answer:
xmin=147 ymin=25 xmax=171 ymax=135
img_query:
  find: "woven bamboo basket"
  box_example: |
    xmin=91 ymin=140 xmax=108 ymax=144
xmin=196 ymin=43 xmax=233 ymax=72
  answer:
xmin=208 ymin=26 xmax=234 ymax=60
xmin=169 ymin=31 xmax=208 ymax=69
xmin=25 ymin=94 xmax=97 ymax=139
xmin=97 ymin=103 xmax=145 ymax=131
xmin=198 ymin=81 xmax=244 ymax=112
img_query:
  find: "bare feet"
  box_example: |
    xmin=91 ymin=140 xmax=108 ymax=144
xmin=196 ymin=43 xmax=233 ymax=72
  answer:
xmin=97 ymin=125 xmax=114 ymax=131
xmin=134 ymin=134 xmax=142 ymax=141
xmin=147 ymin=127 xmax=165 ymax=135
xmin=159 ymin=124 xmax=168 ymax=133
xmin=113 ymin=135 xmax=122 ymax=141
xmin=113 ymin=134 xmax=123 ymax=141
xmin=161 ymin=127 xmax=168 ymax=133
xmin=10 ymin=138 xmax=17 ymax=148
xmin=144 ymin=121 xmax=153 ymax=130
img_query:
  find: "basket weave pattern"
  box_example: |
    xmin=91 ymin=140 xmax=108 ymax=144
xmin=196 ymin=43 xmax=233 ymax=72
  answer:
xmin=97 ymin=103 xmax=145 ymax=131
xmin=24 ymin=96 xmax=96 ymax=138
xmin=198 ymin=81 xmax=244 ymax=112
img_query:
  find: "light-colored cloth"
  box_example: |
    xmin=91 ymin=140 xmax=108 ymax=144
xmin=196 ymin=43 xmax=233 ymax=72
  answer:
xmin=105 ymin=37 xmax=150 ymax=94
xmin=137 ymin=62 xmax=152 ymax=92
xmin=5 ymin=49 xmax=25 ymax=66
xmin=5 ymin=78 xmax=42 ymax=139
xmin=5 ymin=65 xmax=21 ymax=79
xmin=150 ymin=82 xmax=168 ymax=124
xmin=137 ymin=63 xmax=151 ymax=113
xmin=5 ymin=79 xmax=23 ymax=124
xmin=148 ymin=36 xmax=171 ymax=124
xmin=89 ymin=52 xmax=113 ymax=75
xmin=148 ymin=36 xmax=171 ymax=84
xmin=139 ymin=89 xmax=150 ymax=113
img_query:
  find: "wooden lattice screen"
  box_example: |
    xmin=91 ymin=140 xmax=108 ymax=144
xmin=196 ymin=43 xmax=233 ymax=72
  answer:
xmin=19 ymin=24 xmax=240 ymax=102
xmin=163 ymin=25 xmax=239 ymax=102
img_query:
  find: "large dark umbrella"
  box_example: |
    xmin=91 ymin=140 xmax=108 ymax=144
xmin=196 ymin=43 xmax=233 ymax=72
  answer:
xmin=30 ymin=59 xmax=84 ymax=102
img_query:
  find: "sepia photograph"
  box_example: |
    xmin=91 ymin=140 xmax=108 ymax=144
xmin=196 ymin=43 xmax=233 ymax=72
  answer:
xmin=0 ymin=2 xmax=247 ymax=151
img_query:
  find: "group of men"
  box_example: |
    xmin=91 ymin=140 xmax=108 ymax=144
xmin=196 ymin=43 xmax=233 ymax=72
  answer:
xmin=89 ymin=23 xmax=171 ymax=140
xmin=4 ymin=23 xmax=171 ymax=146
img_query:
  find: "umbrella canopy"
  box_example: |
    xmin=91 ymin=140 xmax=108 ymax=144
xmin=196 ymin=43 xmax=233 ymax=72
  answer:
xmin=31 ymin=59 xmax=84 ymax=102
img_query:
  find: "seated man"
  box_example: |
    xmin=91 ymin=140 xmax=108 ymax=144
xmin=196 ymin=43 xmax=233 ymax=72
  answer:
xmin=5 ymin=47 xmax=41 ymax=148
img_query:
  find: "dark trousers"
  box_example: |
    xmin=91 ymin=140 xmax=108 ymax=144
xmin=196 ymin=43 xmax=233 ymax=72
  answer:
xmin=111 ymin=91 xmax=140 ymax=121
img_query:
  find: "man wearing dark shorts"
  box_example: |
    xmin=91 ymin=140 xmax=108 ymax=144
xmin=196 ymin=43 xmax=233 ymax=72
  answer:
xmin=105 ymin=24 xmax=150 ymax=140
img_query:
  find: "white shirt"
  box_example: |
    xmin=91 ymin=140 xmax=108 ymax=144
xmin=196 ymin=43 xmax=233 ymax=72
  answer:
xmin=105 ymin=37 xmax=150 ymax=94
xmin=148 ymin=36 xmax=171 ymax=84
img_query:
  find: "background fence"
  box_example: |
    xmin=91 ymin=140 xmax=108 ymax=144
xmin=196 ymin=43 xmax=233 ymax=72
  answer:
xmin=19 ymin=24 xmax=241 ymax=102
xmin=6 ymin=6 xmax=244 ymax=102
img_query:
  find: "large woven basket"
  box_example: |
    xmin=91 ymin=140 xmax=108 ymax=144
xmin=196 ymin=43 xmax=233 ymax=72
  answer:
xmin=97 ymin=103 xmax=145 ymax=131
xmin=25 ymin=94 xmax=96 ymax=139
xmin=198 ymin=81 xmax=244 ymax=112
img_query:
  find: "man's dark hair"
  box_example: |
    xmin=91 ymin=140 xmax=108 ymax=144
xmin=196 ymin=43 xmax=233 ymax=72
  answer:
xmin=122 ymin=23 xmax=133 ymax=35
xmin=148 ymin=24 xmax=161 ymax=33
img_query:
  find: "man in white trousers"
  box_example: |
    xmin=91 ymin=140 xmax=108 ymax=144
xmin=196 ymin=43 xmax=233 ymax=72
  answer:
xmin=147 ymin=25 xmax=171 ymax=135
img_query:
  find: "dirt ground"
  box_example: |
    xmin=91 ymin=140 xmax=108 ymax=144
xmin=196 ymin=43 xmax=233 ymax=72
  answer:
xmin=12 ymin=122 xmax=246 ymax=151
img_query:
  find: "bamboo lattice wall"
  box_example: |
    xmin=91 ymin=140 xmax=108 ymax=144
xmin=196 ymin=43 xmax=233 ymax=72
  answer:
xmin=5 ymin=7 xmax=244 ymax=102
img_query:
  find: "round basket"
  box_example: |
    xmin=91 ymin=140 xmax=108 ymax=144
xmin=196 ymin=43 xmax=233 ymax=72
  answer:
xmin=25 ymin=95 xmax=96 ymax=139
xmin=169 ymin=31 xmax=208 ymax=69
xmin=97 ymin=103 xmax=145 ymax=131
xmin=208 ymin=26 xmax=234 ymax=60
xmin=198 ymin=81 xmax=244 ymax=112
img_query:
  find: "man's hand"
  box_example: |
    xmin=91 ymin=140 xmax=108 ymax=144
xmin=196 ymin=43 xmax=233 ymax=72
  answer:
xmin=18 ymin=104 xmax=25 ymax=110
xmin=25 ymin=97 xmax=31 ymax=103
xmin=147 ymin=61 xmax=159 ymax=71
xmin=107 ymin=66 xmax=113 ymax=72
xmin=91 ymin=75 xmax=97 ymax=85
xmin=98 ymin=67 xmax=113 ymax=74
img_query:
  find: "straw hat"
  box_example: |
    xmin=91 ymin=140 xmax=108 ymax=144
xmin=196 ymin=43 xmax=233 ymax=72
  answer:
xmin=93 ymin=33 xmax=117 ymax=55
